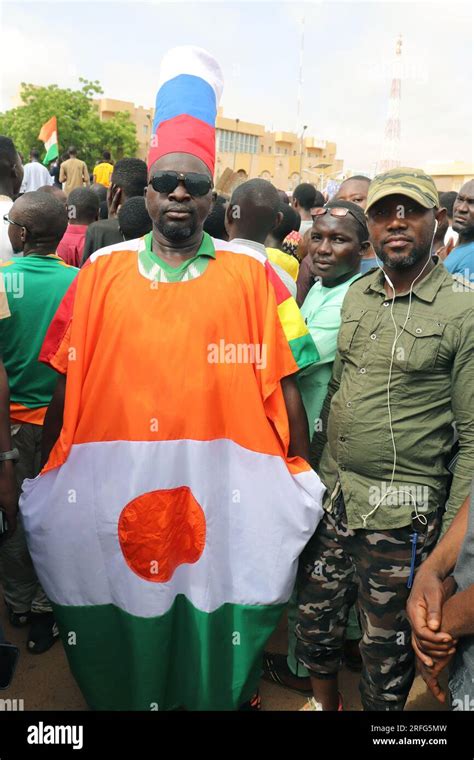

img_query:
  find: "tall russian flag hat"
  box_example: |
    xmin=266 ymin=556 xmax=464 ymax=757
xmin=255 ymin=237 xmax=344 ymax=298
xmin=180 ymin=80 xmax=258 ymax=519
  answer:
xmin=148 ymin=46 xmax=224 ymax=175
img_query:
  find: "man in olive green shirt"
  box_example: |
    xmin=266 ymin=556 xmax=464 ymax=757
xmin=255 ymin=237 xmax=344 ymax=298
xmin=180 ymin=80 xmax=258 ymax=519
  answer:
xmin=296 ymin=168 xmax=474 ymax=712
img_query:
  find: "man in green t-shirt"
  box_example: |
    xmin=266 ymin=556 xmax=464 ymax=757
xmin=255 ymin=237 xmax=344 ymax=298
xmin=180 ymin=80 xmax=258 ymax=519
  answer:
xmin=298 ymin=200 xmax=370 ymax=433
xmin=0 ymin=191 xmax=78 ymax=654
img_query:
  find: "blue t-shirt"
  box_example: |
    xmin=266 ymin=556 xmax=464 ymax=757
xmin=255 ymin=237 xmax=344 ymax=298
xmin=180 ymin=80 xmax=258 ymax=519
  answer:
xmin=359 ymin=256 xmax=380 ymax=274
xmin=443 ymin=241 xmax=474 ymax=281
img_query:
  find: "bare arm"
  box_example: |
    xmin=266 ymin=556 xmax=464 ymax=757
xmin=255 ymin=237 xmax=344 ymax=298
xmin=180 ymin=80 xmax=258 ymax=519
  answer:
xmin=415 ymin=493 xmax=469 ymax=581
xmin=407 ymin=494 xmax=470 ymax=663
xmin=442 ymin=584 xmax=474 ymax=639
xmin=40 ymin=374 xmax=66 ymax=467
xmin=281 ymin=374 xmax=310 ymax=461
xmin=433 ymin=494 xmax=474 ymax=640
xmin=0 ymin=359 xmax=17 ymax=533
xmin=0 ymin=360 xmax=12 ymax=452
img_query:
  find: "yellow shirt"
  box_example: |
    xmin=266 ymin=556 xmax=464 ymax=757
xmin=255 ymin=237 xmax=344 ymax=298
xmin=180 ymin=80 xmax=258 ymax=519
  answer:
xmin=93 ymin=162 xmax=114 ymax=188
xmin=266 ymin=247 xmax=300 ymax=281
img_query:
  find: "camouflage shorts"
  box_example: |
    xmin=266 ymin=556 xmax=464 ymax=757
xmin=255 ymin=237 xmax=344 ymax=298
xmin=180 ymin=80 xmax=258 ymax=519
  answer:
xmin=295 ymin=494 xmax=441 ymax=711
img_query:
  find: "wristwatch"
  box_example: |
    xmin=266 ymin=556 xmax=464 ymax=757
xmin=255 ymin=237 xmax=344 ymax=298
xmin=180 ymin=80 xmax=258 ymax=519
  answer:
xmin=0 ymin=448 xmax=19 ymax=462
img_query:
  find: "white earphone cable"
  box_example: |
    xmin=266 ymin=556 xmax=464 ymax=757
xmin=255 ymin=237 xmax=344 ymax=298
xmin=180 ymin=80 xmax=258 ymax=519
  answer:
xmin=360 ymin=219 xmax=438 ymax=527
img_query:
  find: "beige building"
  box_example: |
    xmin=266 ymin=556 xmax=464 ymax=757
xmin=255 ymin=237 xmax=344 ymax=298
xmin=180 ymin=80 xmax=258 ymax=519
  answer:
xmin=425 ymin=161 xmax=474 ymax=192
xmin=214 ymin=108 xmax=343 ymax=191
xmin=94 ymin=99 xmax=344 ymax=191
xmin=94 ymin=98 xmax=154 ymax=158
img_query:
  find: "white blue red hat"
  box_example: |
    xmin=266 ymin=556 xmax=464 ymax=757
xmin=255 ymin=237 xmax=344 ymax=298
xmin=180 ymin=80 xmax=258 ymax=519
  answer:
xmin=148 ymin=46 xmax=224 ymax=175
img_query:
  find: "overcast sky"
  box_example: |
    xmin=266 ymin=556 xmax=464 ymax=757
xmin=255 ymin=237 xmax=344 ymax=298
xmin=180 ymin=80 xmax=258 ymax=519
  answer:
xmin=0 ymin=0 xmax=472 ymax=173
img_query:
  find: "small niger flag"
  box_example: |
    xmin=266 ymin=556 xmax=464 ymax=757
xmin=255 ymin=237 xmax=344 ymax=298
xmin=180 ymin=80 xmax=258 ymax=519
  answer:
xmin=38 ymin=116 xmax=59 ymax=165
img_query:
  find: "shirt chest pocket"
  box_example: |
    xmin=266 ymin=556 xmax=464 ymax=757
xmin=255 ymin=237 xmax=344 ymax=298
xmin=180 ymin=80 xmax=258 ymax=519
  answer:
xmin=392 ymin=317 xmax=446 ymax=372
xmin=337 ymin=308 xmax=367 ymax=357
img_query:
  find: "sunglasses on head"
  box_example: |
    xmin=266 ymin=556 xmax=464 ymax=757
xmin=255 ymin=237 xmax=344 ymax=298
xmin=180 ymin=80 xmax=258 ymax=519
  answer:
xmin=149 ymin=171 xmax=213 ymax=197
xmin=311 ymin=207 xmax=354 ymax=219
xmin=311 ymin=206 xmax=367 ymax=232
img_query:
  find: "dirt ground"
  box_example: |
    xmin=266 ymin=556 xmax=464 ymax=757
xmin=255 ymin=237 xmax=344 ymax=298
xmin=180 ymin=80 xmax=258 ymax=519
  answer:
xmin=0 ymin=605 xmax=448 ymax=712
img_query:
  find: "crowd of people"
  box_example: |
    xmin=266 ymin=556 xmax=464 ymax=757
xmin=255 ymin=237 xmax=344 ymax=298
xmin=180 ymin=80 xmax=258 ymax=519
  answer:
xmin=0 ymin=44 xmax=472 ymax=712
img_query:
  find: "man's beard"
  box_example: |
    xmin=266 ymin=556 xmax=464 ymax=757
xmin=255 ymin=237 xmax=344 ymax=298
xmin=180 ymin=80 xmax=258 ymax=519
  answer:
xmin=157 ymin=214 xmax=198 ymax=242
xmin=375 ymin=245 xmax=430 ymax=270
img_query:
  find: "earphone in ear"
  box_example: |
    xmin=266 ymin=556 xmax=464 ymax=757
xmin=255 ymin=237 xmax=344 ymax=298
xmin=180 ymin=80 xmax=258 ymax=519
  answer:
xmin=433 ymin=219 xmax=438 ymax=235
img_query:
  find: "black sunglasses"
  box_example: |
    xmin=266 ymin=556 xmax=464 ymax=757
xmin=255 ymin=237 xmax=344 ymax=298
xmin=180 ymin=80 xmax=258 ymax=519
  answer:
xmin=149 ymin=171 xmax=213 ymax=197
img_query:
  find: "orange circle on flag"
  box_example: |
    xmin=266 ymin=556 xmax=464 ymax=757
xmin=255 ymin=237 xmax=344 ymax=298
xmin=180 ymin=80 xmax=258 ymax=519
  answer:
xmin=118 ymin=486 xmax=206 ymax=583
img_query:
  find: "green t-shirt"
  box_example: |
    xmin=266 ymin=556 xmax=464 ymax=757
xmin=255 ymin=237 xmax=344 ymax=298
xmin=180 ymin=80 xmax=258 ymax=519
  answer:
xmin=297 ymin=273 xmax=360 ymax=433
xmin=138 ymin=231 xmax=216 ymax=282
xmin=0 ymin=254 xmax=78 ymax=422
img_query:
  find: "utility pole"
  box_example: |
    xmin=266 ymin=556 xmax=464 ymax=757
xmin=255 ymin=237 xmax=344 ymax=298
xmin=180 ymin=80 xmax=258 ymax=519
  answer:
xmin=296 ymin=16 xmax=305 ymax=134
xmin=299 ymin=124 xmax=308 ymax=183
xmin=232 ymin=118 xmax=240 ymax=171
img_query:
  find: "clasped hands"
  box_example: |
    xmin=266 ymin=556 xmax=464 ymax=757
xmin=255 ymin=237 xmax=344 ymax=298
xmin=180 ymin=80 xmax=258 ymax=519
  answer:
xmin=407 ymin=570 xmax=457 ymax=703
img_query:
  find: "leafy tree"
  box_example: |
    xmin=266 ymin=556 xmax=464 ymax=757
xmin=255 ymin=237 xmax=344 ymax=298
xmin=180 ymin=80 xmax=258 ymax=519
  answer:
xmin=0 ymin=79 xmax=138 ymax=169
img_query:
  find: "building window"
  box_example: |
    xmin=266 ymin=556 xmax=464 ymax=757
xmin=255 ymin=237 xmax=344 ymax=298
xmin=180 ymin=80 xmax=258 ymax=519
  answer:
xmin=143 ymin=124 xmax=148 ymax=135
xmin=268 ymin=146 xmax=272 ymax=154
xmin=293 ymin=150 xmax=297 ymax=156
xmin=261 ymin=145 xmax=264 ymax=152
xmin=216 ymin=129 xmax=258 ymax=154
xmin=284 ymin=148 xmax=288 ymax=155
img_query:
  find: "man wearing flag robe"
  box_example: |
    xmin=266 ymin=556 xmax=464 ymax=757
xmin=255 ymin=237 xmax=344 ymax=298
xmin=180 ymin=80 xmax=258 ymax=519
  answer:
xmin=20 ymin=46 xmax=325 ymax=711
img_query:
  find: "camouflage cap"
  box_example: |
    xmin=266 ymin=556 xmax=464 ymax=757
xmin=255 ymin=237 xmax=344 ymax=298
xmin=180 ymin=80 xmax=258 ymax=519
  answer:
xmin=366 ymin=167 xmax=439 ymax=213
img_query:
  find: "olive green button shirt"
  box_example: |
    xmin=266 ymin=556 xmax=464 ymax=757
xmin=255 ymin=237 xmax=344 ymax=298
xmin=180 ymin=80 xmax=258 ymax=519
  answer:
xmin=313 ymin=259 xmax=474 ymax=531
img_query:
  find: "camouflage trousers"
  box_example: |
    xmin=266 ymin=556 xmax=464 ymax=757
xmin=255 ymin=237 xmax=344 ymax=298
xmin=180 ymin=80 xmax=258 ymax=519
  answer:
xmin=295 ymin=495 xmax=441 ymax=711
